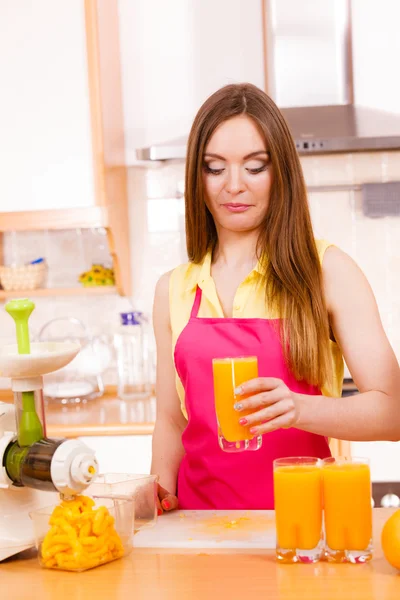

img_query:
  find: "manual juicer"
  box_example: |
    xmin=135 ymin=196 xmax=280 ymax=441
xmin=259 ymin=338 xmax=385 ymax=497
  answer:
xmin=0 ymin=299 xmax=99 ymax=561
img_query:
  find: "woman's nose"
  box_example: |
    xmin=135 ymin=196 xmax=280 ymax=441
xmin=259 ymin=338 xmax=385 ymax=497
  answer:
xmin=225 ymin=166 xmax=245 ymax=195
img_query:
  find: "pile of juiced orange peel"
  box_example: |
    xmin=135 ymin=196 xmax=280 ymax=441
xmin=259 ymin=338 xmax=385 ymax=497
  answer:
xmin=40 ymin=495 xmax=124 ymax=571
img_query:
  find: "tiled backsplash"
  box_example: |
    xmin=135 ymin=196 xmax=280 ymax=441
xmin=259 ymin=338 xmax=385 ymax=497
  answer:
xmin=2 ymin=228 xmax=113 ymax=289
xmin=0 ymin=151 xmax=399 ymax=389
xmin=301 ymin=151 xmax=400 ymax=186
xmin=305 ymin=152 xmax=400 ymax=367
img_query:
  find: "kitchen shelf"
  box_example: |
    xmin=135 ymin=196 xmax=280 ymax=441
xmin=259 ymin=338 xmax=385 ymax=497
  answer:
xmin=0 ymin=207 xmax=109 ymax=233
xmin=0 ymin=286 xmax=117 ymax=299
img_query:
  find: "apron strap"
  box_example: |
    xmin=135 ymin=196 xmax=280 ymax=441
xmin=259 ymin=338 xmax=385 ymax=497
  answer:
xmin=190 ymin=286 xmax=202 ymax=318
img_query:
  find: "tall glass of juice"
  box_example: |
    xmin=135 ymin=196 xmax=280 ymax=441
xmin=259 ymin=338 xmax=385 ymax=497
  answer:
xmin=212 ymin=356 xmax=262 ymax=452
xmin=322 ymin=456 xmax=373 ymax=563
xmin=273 ymin=456 xmax=324 ymax=563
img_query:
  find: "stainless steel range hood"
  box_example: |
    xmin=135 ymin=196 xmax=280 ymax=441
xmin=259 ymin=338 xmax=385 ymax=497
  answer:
xmin=281 ymin=104 xmax=400 ymax=154
xmin=136 ymin=0 xmax=400 ymax=161
xmin=136 ymin=105 xmax=400 ymax=161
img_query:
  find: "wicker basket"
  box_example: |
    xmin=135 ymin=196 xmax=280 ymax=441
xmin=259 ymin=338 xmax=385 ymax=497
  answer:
xmin=0 ymin=261 xmax=48 ymax=291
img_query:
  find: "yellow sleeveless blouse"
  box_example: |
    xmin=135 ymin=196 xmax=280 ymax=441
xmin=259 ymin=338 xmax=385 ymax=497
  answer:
xmin=169 ymin=239 xmax=344 ymax=416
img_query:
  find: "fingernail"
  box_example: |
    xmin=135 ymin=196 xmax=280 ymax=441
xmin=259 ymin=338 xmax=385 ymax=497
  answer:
xmin=234 ymin=402 xmax=243 ymax=411
xmin=234 ymin=386 xmax=243 ymax=395
xmin=157 ymin=508 xmax=163 ymax=516
xmin=239 ymin=418 xmax=248 ymax=425
xmin=249 ymin=427 xmax=258 ymax=434
xmin=163 ymin=500 xmax=171 ymax=510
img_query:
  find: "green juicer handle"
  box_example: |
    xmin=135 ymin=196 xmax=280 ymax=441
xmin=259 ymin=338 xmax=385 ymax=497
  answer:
xmin=5 ymin=298 xmax=44 ymax=446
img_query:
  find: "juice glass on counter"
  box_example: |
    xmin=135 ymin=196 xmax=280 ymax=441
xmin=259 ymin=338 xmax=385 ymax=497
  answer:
xmin=273 ymin=457 xmax=324 ymax=563
xmin=322 ymin=456 xmax=373 ymax=563
xmin=212 ymin=356 xmax=262 ymax=452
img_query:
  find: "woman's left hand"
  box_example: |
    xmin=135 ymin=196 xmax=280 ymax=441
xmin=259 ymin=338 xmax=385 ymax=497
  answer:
xmin=233 ymin=377 xmax=301 ymax=435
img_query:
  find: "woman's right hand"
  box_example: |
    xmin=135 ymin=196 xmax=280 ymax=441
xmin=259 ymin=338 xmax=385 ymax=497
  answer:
xmin=156 ymin=483 xmax=179 ymax=515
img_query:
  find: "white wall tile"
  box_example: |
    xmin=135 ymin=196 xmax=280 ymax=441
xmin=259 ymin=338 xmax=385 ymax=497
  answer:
xmin=147 ymin=198 xmax=181 ymax=233
xmin=308 ymin=190 xmax=355 ymax=254
xmin=144 ymin=163 xmax=185 ymax=199
xmin=302 ymin=151 xmax=400 ymax=188
xmin=386 ymin=151 xmax=400 ymax=181
xmin=301 ymin=154 xmax=354 ymax=187
xmin=352 ymin=152 xmax=387 ymax=184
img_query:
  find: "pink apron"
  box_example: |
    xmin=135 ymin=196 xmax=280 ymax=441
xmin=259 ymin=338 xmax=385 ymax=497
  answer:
xmin=174 ymin=286 xmax=331 ymax=509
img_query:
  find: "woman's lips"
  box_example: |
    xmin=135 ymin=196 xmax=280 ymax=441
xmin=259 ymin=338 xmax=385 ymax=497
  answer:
xmin=222 ymin=203 xmax=252 ymax=213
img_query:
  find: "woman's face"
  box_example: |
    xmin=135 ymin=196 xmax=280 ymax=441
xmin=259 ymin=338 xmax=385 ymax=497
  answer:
xmin=202 ymin=115 xmax=273 ymax=234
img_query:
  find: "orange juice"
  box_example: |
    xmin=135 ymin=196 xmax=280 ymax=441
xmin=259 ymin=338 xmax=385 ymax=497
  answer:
xmin=212 ymin=356 xmax=258 ymax=442
xmin=322 ymin=461 xmax=372 ymax=552
xmin=274 ymin=464 xmax=323 ymax=552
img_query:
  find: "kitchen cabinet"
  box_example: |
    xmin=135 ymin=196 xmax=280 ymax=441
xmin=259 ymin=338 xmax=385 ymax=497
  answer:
xmin=78 ymin=435 xmax=153 ymax=475
xmin=0 ymin=0 xmax=131 ymax=295
xmin=351 ymin=0 xmax=400 ymax=115
xmin=118 ymin=0 xmax=266 ymax=162
xmin=1 ymin=1 xmax=94 ymax=214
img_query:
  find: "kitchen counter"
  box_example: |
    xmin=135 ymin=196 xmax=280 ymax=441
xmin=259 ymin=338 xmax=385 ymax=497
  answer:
xmin=0 ymin=389 xmax=156 ymax=438
xmin=0 ymin=381 xmax=358 ymax=440
xmin=1 ymin=509 xmax=399 ymax=600
xmin=0 ymin=387 xmax=353 ymax=456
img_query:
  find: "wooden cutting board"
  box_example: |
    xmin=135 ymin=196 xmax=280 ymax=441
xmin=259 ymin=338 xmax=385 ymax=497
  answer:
xmin=134 ymin=510 xmax=276 ymax=553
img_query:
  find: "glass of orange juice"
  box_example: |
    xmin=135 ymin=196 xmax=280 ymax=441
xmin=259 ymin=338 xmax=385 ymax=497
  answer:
xmin=322 ymin=456 xmax=373 ymax=563
xmin=273 ymin=457 xmax=324 ymax=563
xmin=212 ymin=356 xmax=262 ymax=452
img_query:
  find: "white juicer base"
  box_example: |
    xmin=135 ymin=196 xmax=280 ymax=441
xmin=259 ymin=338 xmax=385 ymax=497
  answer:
xmin=0 ymin=486 xmax=59 ymax=561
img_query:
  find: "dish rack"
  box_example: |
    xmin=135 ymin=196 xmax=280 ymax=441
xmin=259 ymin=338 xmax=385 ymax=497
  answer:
xmin=0 ymin=261 xmax=48 ymax=291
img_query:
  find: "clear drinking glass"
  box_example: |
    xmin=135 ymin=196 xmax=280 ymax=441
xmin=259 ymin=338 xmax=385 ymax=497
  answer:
xmin=212 ymin=356 xmax=262 ymax=452
xmin=322 ymin=456 xmax=373 ymax=563
xmin=273 ymin=457 xmax=324 ymax=563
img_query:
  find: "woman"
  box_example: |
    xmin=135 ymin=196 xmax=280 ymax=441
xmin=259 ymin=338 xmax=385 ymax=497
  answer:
xmin=151 ymin=83 xmax=400 ymax=513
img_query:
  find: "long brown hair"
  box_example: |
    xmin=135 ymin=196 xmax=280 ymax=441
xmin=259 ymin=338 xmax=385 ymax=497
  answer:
xmin=185 ymin=83 xmax=332 ymax=388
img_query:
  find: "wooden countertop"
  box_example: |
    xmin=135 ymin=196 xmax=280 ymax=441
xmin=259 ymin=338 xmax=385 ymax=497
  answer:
xmin=0 ymin=389 xmax=156 ymax=438
xmin=1 ymin=509 xmax=399 ymax=600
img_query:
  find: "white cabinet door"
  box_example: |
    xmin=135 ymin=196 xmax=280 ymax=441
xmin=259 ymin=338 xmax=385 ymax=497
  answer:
xmin=352 ymin=0 xmax=400 ymax=114
xmin=0 ymin=0 xmax=95 ymax=213
xmin=79 ymin=435 xmax=153 ymax=475
xmin=118 ymin=0 xmax=265 ymax=160
xmin=351 ymin=441 xmax=400 ymax=482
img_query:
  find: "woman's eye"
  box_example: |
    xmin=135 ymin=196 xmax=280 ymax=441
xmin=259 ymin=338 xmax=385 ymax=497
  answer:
xmin=204 ymin=164 xmax=225 ymax=175
xmin=245 ymin=162 xmax=268 ymax=174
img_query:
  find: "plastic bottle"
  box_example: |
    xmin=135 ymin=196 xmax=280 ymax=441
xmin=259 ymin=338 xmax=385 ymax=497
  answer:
xmin=114 ymin=312 xmax=148 ymax=401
